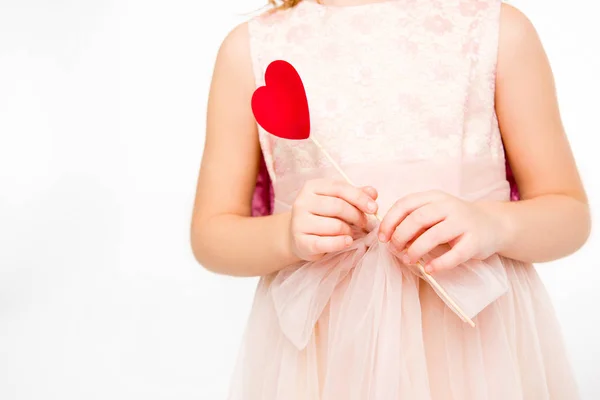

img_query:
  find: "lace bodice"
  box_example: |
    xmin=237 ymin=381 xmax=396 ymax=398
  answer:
xmin=248 ymin=0 xmax=517 ymax=215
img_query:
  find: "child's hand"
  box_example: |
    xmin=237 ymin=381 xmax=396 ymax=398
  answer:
xmin=288 ymin=179 xmax=379 ymax=261
xmin=378 ymin=190 xmax=508 ymax=273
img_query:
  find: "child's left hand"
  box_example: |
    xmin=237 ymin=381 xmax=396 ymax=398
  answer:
xmin=377 ymin=190 xmax=509 ymax=273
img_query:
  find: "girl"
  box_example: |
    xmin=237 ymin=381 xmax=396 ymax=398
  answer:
xmin=191 ymin=0 xmax=590 ymax=398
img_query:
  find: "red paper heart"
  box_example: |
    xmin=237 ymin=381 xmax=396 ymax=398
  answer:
xmin=251 ymin=60 xmax=310 ymax=140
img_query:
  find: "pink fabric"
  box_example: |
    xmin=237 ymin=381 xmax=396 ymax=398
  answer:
xmin=251 ymin=152 xmax=274 ymax=217
xmin=235 ymin=1 xmax=577 ymax=399
xmin=253 ymin=155 xmax=521 ymax=214
xmin=506 ymin=160 xmax=520 ymax=201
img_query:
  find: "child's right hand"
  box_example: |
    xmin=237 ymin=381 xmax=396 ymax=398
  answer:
xmin=288 ymin=179 xmax=379 ymax=261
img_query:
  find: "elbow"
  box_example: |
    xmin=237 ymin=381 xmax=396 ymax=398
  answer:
xmin=190 ymin=233 xmax=224 ymax=275
xmin=576 ymin=200 xmax=592 ymax=250
xmin=190 ymin=222 xmax=241 ymax=276
xmin=190 ymin=228 xmax=210 ymax=270
xmin=524 ymin=196 xmax=591 ymax=264
xmin=557 ymin=198 xmax=591 ymax=260
xmin=190 ymin=221 xmax=220 ymax=274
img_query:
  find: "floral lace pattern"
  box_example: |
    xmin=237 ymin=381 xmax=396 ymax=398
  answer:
xmin=248 ymin=0 xmax=504 ymax=184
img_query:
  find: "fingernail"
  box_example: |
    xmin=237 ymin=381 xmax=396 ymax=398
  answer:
xmin=345 ymin=236 xmax=353 ymax=246
xmin=378 ymin=233 xmax=387 ymax=242
xmin=367 ymin=201 xmax=377 ymax=212
xmin=425 ymin=264 xmax=434 ymax=273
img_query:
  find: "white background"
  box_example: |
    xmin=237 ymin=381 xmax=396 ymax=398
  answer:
xmin=0 ymin=0 xmax=597 ymax=399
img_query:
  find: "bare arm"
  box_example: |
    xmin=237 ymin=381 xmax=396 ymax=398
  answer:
xmin=486 ymin=4 xmax=591 ymax=263
xmin=190 ymin=22 xmax=378 ymax=277
xmin=190 ymin=23 xmax=300 ymax=277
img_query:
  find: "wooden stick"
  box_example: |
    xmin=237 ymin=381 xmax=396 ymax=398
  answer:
xmin=310 ymin=136 xmax=476 ymax=327
xmin=370 ymin=212 xmax=475 ymax=328
xmin=416 ymin=261 xmax=476 ymax=327
xmin=310 ymin=137 xmax=355 ymax=185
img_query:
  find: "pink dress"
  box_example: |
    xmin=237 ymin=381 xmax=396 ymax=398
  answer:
xmin=233 ymin=1 xmax=580 ymax=399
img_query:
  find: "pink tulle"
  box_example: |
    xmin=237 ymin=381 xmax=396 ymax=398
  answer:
xmin=232 ymin=159 xmax=579 ymax=399
xmin=229 ymin=230 xmax=577 ymax=399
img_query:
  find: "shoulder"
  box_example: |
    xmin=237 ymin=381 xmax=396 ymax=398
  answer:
xmin=217 ymin=7 xmax=289 ymax=58
xmin=498 ymin=3 xmax=541 ymax=56
xmin=497 ymin=3 xmax=546 ymax=76
xmin=217 ymin=21 xmax=251 ymax=64
xmin=210 ymin=22 xmax=256 ymax=93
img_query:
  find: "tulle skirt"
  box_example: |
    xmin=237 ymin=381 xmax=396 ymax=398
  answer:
xmin=228 ymin=160 xmax=579 ymax=399
xmin=227 ymin=223 xmax=579 ymax=400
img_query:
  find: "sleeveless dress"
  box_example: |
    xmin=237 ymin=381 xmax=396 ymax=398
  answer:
xmin=232 ymin=1 xmax=580 ymax=399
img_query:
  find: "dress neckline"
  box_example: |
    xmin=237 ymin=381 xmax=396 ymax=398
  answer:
xmin=300 ymin=0 xmax=400 ymax=10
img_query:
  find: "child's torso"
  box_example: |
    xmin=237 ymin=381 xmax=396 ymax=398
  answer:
xmin=249 ymin=0 xmax=508 ymax=213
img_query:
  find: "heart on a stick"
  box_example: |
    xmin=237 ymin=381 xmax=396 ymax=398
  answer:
xmin=249 ymin=60 xmax=474 ymax=327
xmin=251 ymin=60 xmax=310 ymax=140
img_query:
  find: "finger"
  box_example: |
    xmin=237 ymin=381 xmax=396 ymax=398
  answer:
xmin=388 ymin=228 xmax=426 ymax=255
xmin=388 ymin=227 xmax=426 ymax=255
xmin=389 ymin=203 xmax=448 ymax=251
xmin=404 ymin=232 xmax=424 ymax=249
xmin=310 ymin=195 xmax=368 ymax=229
xmin=296 ymin=213 xmax=353 ymax=237
xmin=378 ymin=190 xmax=447 ymax=241
xmin=360 ymin=186 xmax=378 ymax=200
xmin=423 ymin=235 xmax=474 ymax=273
xmin=297 ymin=233 xmax=353 ymax=255
xmin=405 ymin=220 xmax=464 ymax=264
xmin=313 ymin=180 xmax=378 ymax=215
xmin=387 ymin=225 xmax=427 ymax=259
